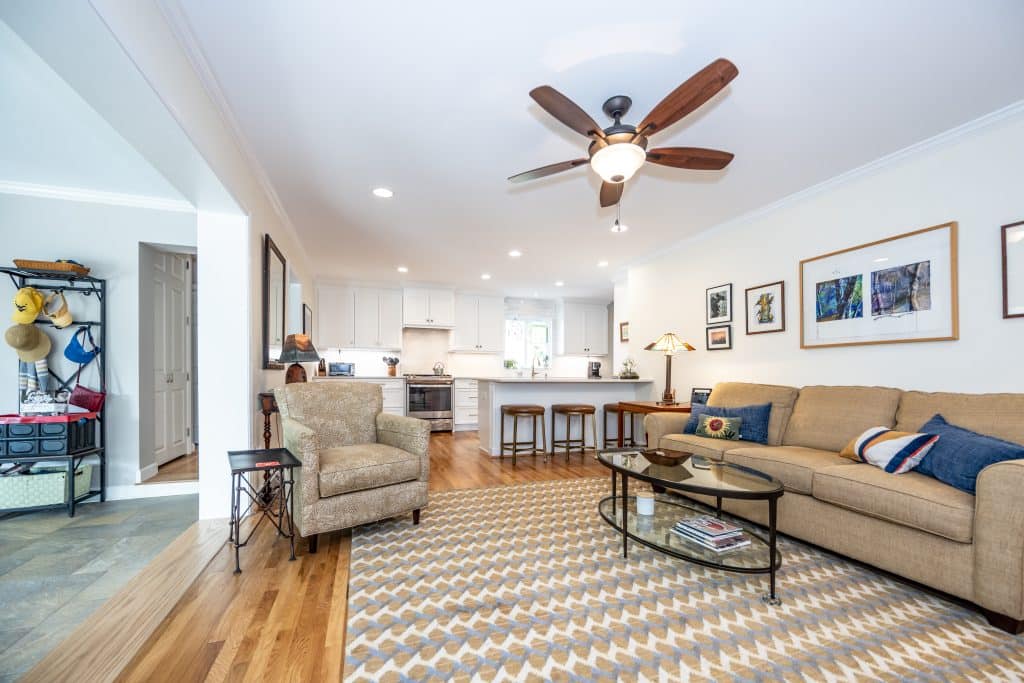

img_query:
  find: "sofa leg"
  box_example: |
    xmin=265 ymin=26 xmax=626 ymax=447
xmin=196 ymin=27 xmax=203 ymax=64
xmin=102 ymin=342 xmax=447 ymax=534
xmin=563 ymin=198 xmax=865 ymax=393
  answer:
xmin=308 ymin=534 xmax=319 ymax=554
xmin=982 ymin=609 xmax=1024 ymax=634
xmin=412 ymin=509 xmax=420 ymax=525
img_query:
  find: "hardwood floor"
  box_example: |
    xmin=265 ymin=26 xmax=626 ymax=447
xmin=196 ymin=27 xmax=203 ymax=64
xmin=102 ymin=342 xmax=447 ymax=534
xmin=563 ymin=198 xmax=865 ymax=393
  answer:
xmin=105 ymin=431 xmax=606 ymax=682
xmin=146 ymin=450 xmax=199 ymax=484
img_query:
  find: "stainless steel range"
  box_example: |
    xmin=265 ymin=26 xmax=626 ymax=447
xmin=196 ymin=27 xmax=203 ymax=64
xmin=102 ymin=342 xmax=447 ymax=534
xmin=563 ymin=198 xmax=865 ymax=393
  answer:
xmin=405 ymin=374 xmax=453 ymax=432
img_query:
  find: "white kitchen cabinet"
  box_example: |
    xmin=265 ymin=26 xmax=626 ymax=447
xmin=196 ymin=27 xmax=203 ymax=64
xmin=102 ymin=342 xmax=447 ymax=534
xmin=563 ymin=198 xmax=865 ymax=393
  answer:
xmin=315 ymin=285 xmax=354 ymax=348
xmin=378 ymin=289 xmax=403 ymax=349
xmin=403 ymin=288 xmax=455 ymax=327
xmin=453 ymin=378 xmax=478 ymax=429
xmin=557 ymin=302 xmax=609 ymax=355
xmin=451 ymin=294 xmax=504 ymax=353
xmin=352 ymin=287 xmax=402 ymax=349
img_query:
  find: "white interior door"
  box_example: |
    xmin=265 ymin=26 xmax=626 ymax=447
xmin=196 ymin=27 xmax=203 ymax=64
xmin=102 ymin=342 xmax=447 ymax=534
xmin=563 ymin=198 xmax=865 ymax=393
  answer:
xmin=153 ymin=253 xmax=192 ymax=466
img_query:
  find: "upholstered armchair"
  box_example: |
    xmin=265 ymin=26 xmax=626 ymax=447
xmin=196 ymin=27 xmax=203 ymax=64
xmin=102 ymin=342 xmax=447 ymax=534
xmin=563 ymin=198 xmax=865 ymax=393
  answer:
xmin=273 ymin=381 xmax=430 ymax=552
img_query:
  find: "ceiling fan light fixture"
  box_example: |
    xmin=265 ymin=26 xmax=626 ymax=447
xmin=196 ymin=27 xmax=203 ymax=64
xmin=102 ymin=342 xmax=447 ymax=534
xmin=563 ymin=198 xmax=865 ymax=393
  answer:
xmin=611 ymin=219 xmax=629 ymax=233
xmin=590 ymin=143 xmax=646 ymax=184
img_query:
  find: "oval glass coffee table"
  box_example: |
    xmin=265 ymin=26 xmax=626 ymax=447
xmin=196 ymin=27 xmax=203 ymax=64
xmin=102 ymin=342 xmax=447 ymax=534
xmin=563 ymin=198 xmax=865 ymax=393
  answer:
xmin=597 ymin=448 xmax=785 ymax=605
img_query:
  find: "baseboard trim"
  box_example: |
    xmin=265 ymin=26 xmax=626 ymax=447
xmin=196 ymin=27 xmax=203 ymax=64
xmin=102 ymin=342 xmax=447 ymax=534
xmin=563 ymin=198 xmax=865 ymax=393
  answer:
xmin=137 ymin=463 xmax=158 ymax=482
xmin=21 ymin=518 xmax=227 ymax=682
xmin=108 ymin=481 xmax=199 ymax=500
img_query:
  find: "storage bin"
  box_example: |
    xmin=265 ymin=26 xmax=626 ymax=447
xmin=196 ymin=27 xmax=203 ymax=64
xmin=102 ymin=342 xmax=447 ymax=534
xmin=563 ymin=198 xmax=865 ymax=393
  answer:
xmin=0 ymin=464 xmax=92 ymax=510
xmin=0 ymin=414 xmax=98 ymax=457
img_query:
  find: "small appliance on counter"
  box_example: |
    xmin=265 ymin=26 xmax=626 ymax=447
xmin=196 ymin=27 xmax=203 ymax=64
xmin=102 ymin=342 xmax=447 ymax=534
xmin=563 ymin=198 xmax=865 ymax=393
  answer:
xmin=588 ymin=361 xmax=602 ymax=379
xmin=328 ymin=361 xmax=355 ymax=376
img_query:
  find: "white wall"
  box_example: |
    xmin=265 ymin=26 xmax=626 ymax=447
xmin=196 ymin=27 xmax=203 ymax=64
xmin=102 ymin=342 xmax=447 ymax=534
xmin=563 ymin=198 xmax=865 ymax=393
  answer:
xmin=0 ymin=193 xmax=197 ymax=493
xmin=624 ymin=109 xmax=1024 ymax=400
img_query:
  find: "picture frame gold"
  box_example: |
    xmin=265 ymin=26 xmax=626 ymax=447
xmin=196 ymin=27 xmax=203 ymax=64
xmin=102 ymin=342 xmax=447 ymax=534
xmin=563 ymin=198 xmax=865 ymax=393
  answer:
xmin=799 ymin=222 xmax=958 ymax=349
xmin=619 ymin=321 xmax=629 ymax=342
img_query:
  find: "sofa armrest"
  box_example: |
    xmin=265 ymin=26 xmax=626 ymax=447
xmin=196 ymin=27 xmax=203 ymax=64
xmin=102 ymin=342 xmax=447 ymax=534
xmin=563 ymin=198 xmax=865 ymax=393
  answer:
xmin=279 ymin=416 xmax=322 ymax=515
xmin=644 ymin=413 xmax=690 ymax=449
xmin=376 ymin=413 xmax=431 ymax=481
xmin=974 ymin=458 xmax=1024 ymax=620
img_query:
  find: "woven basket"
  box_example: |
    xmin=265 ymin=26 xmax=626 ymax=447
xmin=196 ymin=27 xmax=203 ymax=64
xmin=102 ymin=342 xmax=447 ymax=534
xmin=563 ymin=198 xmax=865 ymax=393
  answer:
xmin=13 ymin=259 xmax=90 ymax=276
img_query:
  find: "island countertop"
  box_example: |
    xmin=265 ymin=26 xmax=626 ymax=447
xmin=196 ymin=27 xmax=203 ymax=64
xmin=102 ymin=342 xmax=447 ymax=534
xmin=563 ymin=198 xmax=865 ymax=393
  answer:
xmin=466 ymin=377 xmax=653 ymax=384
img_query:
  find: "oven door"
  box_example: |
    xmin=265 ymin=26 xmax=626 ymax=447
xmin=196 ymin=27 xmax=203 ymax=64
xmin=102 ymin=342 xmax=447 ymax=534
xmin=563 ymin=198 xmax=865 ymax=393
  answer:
xmin=407 ymin=384 xmax=452 ymax=418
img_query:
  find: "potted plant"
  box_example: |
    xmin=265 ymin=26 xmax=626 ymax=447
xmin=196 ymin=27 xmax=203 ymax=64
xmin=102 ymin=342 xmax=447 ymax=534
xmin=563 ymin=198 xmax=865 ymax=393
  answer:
xmin=619 ymin=357 xmax=639 ymax=379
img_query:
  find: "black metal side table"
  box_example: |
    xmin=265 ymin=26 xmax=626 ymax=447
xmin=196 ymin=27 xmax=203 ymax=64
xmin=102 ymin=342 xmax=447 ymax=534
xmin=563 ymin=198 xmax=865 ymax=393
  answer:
xmin=227 ymin=448 xmax=300 ymax=574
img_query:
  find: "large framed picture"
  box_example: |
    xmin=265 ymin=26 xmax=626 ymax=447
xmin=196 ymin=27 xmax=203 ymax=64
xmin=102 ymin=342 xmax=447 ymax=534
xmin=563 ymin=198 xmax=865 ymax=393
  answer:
xmin=745 ymin=281 xmax=785 ymax=334
xmin=800 ymin=222 xmax=958 ymax=349
xmin=706 ymin=324 xmax=732 ymax=350
xmin=1003 ymin=220 xmax=1024 ymax=319
xmin=706 ymin=283 xmax=732 ymax=324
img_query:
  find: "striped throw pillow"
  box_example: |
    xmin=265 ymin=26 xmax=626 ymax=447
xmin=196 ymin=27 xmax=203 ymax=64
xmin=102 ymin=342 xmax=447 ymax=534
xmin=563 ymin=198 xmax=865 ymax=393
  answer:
xmin=840 ymin=427 xmax=939 ymax=474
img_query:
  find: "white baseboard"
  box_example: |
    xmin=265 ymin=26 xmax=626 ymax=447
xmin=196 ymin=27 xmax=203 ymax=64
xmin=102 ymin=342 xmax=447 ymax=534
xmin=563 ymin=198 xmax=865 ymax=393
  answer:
xmin=107 ymin=480 xmax=199 ymax=500
xmin=137 ymin=463 xmax=159 ymax=482
xmin=453 ymin=424 xmax=478 ymax=432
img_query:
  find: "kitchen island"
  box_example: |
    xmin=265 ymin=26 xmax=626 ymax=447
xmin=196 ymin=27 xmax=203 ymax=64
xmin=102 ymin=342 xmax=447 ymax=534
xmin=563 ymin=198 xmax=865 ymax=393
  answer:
xmin=470 ymin=377 xmax=654 ymax=456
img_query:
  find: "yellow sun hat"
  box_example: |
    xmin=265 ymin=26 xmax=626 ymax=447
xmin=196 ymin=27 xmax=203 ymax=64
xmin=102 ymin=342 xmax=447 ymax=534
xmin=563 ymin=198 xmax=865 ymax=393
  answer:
xmin=12 ymin=287 xmax=44 ymax=324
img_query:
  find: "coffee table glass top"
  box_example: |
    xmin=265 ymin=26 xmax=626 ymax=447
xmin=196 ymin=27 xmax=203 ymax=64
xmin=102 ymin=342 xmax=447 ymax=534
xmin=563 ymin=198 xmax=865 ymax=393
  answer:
xmin=597 ymin=449 xmax=782 ymax=498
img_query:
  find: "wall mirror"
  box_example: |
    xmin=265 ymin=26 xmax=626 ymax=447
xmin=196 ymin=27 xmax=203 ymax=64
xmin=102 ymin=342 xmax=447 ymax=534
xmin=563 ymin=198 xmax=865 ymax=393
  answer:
xmin=263 ymin=234 xmax=286 ymax=369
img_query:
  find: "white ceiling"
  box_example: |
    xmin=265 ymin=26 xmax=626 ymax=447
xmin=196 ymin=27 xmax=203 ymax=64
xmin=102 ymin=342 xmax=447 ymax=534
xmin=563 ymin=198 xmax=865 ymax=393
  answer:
xmin=171 ymin=0 xmax=1024 ymax=299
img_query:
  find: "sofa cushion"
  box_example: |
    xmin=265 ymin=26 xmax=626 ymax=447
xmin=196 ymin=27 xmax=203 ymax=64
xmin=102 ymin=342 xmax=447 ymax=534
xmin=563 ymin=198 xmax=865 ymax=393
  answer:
xmin=915 ymin=414 xmax=1024 ymax=494
xmin=684 ymin=403 xmax=772 ymax=444
xmin=813 ymin=464 xmax=975 ymax=543
xmin=783 ymin=385 xmax=902 ymax=452
xmin=706 ymin=382 xmax=799 ymax=446
xmin=318 ymin=443 xmax=421 ymax=498
xmin=660 ymin=433 xmax=765 ymax=461
xmin=723 ymin=446 xmax=850 ymax=494
xmin=896 ymin=391 xmax=1024 ymax=446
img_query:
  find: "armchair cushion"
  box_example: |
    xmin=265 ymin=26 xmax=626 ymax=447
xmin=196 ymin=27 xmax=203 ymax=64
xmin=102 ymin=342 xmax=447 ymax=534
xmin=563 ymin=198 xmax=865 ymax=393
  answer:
xmin=319 ymin=443 xmax=422 ymax=498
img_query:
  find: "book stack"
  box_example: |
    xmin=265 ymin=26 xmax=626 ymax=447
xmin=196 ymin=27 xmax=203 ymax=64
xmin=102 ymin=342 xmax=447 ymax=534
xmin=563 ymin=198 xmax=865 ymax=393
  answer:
xmin=671 ymin=515 xmax=750 ymax=553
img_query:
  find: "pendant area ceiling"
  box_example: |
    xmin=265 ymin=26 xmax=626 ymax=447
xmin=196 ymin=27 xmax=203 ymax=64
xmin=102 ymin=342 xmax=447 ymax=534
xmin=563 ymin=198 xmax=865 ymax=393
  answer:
xmin=171 ymin=0 xmax=1024 ymax=298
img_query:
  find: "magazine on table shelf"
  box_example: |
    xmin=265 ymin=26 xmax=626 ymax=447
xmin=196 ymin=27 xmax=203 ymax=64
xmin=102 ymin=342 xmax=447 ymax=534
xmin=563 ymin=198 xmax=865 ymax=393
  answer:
xmin=671 ymin=515 xmax=751 ymax=553
xmin=676 ymin=515 xmax=743 ymax=538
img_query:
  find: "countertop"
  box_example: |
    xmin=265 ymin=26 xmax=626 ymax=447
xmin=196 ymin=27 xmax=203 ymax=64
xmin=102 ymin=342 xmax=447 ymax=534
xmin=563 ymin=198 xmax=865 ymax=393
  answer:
xmin=313 ymin=375 xmax=403 ymax=380
xmin=467 ymin=377 xmax=653 ymax=383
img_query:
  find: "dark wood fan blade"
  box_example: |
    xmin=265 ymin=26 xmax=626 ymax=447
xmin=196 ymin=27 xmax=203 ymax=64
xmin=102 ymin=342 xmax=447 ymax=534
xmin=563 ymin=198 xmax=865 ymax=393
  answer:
xmin=646 ymin=147 xmax=734 ymax=170
xmin=529 ymin=86 xmax=605 ymax=138
xmin=599 ymin=182 xmax=623 ymax=207
xmin=508 ymin=158 xmax=589 ymax=183
xmin=638 ymin=58 xmax=738 ymax=135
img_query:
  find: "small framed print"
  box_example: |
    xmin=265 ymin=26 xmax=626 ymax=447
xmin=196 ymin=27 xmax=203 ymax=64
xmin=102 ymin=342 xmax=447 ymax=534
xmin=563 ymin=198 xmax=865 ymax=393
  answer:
xmin=706 ymin=283 xmax=732 ymax=324
xmin=1003 ymin=220 xmax=1024 ymax=319
xmin=745 ymin=281 xmax=785 ymax=334
xmin=302 ymin=303 xmax=313 ymax=337
xmin=706 ymin=324 xmax=732 ymax=350
xmin=619 ymin=321 xmax=630 ymax=342
xmin=690 ymin=387 xmax=712 ymax=405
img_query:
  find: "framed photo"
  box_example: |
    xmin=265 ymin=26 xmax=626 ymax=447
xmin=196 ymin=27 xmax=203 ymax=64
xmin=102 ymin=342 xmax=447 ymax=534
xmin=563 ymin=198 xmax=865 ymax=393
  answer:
xmin=302 ymin=303 xmax=313 ymax=337
xmin=745 ymin=281 xmax=785 ymax=335
xmin=706 ymin=283 xmax=732 ymax=324
xmin=690 ymin=387 xmax=712 ymax=405
xmin=706 ymin=325 xmax=732 ymax=350
xmin=619 ymin=321 xmax=630 ymax=342
xmin=1003 ymin=220 xmax=1024 ymax=319
xmin=800 ymin=222 xmax=958 ymax=349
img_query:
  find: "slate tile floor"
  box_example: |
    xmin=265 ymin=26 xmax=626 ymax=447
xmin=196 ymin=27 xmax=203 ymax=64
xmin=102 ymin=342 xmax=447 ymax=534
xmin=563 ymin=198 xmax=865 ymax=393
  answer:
xmin=0 ymin=494 xmax=197 ymax=682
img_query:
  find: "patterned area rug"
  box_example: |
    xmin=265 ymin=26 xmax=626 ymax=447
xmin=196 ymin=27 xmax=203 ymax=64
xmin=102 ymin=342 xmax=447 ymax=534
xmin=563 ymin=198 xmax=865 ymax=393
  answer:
xmin=345 ymin=478 xmax=1024 ymax=681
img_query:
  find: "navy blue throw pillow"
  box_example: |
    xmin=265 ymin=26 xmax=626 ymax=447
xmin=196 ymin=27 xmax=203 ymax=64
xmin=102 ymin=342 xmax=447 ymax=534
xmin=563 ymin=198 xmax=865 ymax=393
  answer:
xmin=684 ymin=402 xmax=772 ymax=445
xmin=916 ymin=414 xmax=1024 ymax=494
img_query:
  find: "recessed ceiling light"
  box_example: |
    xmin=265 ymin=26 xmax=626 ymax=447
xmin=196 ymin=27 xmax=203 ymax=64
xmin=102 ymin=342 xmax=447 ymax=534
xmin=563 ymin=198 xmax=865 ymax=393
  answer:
xmin=508 ymin=249 xmax=522 ymax=258
xmin=372 ymin=187 xmax=394 ymax=198
xmin=481 ymin=273 xmax=492 ymax=280
xmin=611 ymin=219 xmax=628 ymax=233
xmin=554 ymin=280 xmax=565 ymax=287
xmin=597 ymin=260 xmax=609 ymax=268
xmin=396 ymin=266 xmax=408 ymax=273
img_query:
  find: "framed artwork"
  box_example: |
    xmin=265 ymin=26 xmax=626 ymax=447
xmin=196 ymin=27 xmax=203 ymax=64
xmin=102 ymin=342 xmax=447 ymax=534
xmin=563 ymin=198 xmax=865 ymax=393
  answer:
xmin=745 ymin=281 xmax=785 ymax=334
xmin=800 ymin=222 xmax=958 ymax=349
xmin=690 ymin=387 xmax=712 ymax=405
xmin=706 ymin=283 xmax=732 ymax=324
xmin=1003 ymin=220 xmax=1024 ymax=319
xmin=619 ymin=321 xmax=630 ymax=342
xmin=302 ymin=303 xmax=313 ymax=337
xmin=706 ymin=325 xmax=732 ymax=350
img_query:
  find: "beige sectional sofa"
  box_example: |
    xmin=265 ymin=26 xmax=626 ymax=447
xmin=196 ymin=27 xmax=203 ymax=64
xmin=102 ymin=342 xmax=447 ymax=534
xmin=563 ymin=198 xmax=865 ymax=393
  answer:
xmin=645 ymin=381 xmax=1024 ymax=633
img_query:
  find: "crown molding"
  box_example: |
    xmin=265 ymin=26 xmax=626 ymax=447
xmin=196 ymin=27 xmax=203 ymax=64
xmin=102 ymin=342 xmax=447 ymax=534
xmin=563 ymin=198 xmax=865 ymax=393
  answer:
xmin=156 ymin=0 xmax=315 ymax=272
xmin=0 ymin=179 xmax=195 ymax=212
xmin=627 ymin=99 xmax=1024 ymax=269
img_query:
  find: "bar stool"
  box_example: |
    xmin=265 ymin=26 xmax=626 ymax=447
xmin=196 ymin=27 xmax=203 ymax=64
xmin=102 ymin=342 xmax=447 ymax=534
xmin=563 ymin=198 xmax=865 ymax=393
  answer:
xmin=551 ymin=404 xmax=597 ymax=460
xmin=603 ymin=403 xmax=634 ymax=448
xmin=499 ymin=404 xmax=547 ymax=465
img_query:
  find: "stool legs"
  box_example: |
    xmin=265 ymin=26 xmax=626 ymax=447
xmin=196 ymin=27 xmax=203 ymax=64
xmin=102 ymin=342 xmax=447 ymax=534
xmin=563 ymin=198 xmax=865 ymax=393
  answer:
xmin=501 ymin=410 xmax=544 ymax=464
xmin=553 ymin=411 xmax=596 ymax=461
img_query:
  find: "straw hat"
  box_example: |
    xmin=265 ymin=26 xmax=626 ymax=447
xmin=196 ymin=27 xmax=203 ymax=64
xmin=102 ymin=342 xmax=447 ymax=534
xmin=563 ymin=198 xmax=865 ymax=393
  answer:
xmin=4 ymin=324 xmax=52 ymax=362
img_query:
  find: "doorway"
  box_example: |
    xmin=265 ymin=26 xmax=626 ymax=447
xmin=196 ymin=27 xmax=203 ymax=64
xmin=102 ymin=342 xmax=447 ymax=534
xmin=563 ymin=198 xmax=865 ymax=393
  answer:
xmin=139 ymin=244 xmax=198 ymax=483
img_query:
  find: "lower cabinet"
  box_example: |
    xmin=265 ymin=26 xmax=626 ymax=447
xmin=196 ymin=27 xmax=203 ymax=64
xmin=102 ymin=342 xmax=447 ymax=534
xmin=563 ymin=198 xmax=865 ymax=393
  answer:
xmin=453 ymin=379 xmax=478 ymax=430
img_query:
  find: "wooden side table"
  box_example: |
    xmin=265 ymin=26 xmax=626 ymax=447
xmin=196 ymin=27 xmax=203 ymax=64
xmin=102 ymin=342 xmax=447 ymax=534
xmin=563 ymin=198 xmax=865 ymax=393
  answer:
xmin=227 ymin=447 xmax=299 ymax=574
xmin=614 ymin=401 xmax=692 ymax=448
xmin=258 ymin=392 xmax=279 ymax=449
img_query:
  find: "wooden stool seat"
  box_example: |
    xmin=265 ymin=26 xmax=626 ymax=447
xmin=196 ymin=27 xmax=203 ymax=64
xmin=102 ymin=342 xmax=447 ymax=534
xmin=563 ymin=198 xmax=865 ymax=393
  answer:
xmin=603 ymin=402 xmax=621 ymax=413
xmin=552 ymin=404 xmax=596 ymax=415
xmin=499 ymin=404 xmax=547 ymax=465
xmin=502 ymin=404 xmax=545 ymax=416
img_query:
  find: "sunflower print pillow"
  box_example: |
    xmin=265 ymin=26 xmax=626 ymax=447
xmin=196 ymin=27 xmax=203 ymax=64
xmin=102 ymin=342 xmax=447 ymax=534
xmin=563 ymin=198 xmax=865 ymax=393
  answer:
xmin=695 ymin=414 xmax=743 ymax=440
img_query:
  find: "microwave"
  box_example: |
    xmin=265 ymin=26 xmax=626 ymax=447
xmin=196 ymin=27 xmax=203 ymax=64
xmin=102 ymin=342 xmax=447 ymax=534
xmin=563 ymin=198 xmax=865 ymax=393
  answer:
xmin=328 ymin=362 xmax=355 ymax=377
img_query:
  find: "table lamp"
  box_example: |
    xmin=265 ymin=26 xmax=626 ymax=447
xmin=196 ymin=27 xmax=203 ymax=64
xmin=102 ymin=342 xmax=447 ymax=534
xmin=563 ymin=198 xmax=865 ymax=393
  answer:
xmin=644 ymin=332 xmax=695 ymax=405
xmin=278 ymin=333 xmax=320 ymax=384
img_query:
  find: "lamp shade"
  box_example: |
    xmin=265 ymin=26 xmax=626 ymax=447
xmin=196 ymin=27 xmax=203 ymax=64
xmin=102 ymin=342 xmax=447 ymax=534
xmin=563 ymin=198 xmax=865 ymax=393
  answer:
xmin=644 ymin=332 xmax=695 ymax=354
xmin=278 ymin=333 xmax=320 ymax=363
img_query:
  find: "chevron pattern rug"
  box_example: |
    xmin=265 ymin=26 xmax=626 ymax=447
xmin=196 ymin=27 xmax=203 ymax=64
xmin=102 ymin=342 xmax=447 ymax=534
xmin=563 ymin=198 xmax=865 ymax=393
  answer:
xmin=345 ymin=477 xmax=1024 ymax=681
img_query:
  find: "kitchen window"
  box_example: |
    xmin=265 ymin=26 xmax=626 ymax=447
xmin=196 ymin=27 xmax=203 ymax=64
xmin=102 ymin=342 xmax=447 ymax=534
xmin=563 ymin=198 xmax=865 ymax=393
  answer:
xmin=504 ymin=318 xmax=551 ymax=370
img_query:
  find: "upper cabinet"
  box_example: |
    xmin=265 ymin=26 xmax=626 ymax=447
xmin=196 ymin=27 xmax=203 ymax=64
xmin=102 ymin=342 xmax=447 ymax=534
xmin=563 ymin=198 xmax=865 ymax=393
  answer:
xmin=403 ymin=288 xmax=455 ymax=328
xmin=451 ymin=294 xmax=504 ymax=353
xmin=316 ymin=285 xmax=400 ymax=350
xmin=557 ymin=301 xmax=609 ymax=356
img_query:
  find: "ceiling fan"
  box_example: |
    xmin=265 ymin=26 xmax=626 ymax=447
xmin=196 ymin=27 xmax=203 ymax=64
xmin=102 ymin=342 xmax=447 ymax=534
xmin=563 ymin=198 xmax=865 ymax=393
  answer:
xmin=509 ymin=58 xmax=738 ymax=207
